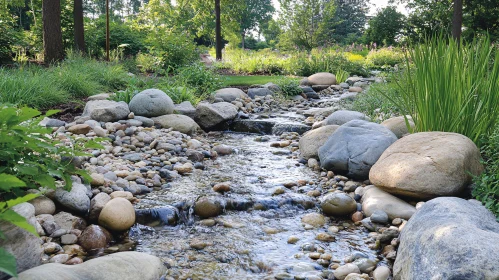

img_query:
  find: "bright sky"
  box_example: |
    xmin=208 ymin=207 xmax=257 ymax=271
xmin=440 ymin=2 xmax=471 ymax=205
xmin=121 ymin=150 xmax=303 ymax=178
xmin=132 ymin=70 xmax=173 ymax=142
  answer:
xmin=271 ymin=0 xmax=408 ymax=16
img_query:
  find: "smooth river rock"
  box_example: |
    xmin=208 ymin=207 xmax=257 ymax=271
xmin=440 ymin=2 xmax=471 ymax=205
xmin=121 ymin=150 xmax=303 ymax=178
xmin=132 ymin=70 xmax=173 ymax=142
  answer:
xmin=321 ymin=193 xmax=357 ymax=216
xmin=128 ymin=89 xmax=174 ymax=117
xmin=369 ymin=132 xmax=483 ymax=199
xmin=361 ymin=186 xmax=416 ymax=220
xmin=214 ymin=88 xmax=247 ymax=102
xmin=318 ymin=120 xmax=397 ymax=179
xmin=82 ymin=100 xmax=130 ymax=122
xmin=324 ymin=110 xmax=370 ymax=126
xmin=380 ymin=116 xmax=414 ymax=138
xmin=195 ymin=102 xmax=238 ymax=130
xmin=152 ymin=114 xmax=201 ymax=135
xmin=14 ymin=252 xmax=167 ymax=280
xmin=394 ymin=197 xmax=499 ymax=280
xmin=299 ymin=125 xmax=339 ymax=159
xmin=98 ymin=198 xmax=136 ymax=231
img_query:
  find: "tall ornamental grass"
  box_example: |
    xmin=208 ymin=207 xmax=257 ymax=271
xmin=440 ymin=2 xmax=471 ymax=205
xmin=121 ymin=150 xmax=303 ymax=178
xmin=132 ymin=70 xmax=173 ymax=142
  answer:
xmin=391 ymin=37 xmax=499 ymax=145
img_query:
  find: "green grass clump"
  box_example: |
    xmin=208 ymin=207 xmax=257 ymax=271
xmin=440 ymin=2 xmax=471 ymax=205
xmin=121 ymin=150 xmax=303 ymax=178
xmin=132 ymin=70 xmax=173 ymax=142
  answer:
xmin=388 ymin=37 xmax=499 ymax=145
xmin=365 ymin=48 xmax=405 ymax=68
xmin=275 ymin=76 xmax=302 ymax=98
xmin=0 ymin=68 xmax=68 ymax=109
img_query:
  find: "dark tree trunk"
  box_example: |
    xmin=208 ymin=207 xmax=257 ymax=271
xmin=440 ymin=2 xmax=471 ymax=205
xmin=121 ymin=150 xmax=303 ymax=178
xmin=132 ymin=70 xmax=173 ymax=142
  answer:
xmin=42 ymin=0 xmax=64 ymax=63
xmin=241 ymin=32 xmax=245 ymax=49
xmin=452 ymin=0 xmax=463 ymax=40
xmin=215 ymin=0 xmax=222 ymax=60
xmin=106 ymin=0 xmax=110 ymax=61
xmin=74 ymin=0 xmax=85 ymax=53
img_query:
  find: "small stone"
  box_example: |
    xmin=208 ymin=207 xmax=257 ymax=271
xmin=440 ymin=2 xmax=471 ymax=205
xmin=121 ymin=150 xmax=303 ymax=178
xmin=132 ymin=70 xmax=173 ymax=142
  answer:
xmin=351 ymin=211 xmax=364 ymax=223
xmin=68 ymin=124 xmax=91 ymax=135
xmin=377 ymin=228 xmax=399 ymax=243
xmin=301 ymin=213 xmax=326 ymax=228
xmin=98 ymin=198 xmax=136 ymax=231
xmin=392 ymin=218 xmax=403 ymax=226
xmin=174 ymin=163 xmax=193 ymax=174
xmin=370 ymin=210 xmax=389 ymax=224
xmin=90 ymin=173 xmax=106 ymax=186
xmin=65 ymin=257 xmax=83 ymax=265
xmin=43 ymin=242 xmax=62 ymax=254
xmin=288 ymin=236 xmax=300 ymax=244
xmin=194 ymin=197 xmax=223 ymax=218
xmin=316 ymin=233 xmax=335 ymax=242
xmin=333 ymin=263 xmax=361 ymax=280
xmin=273 ymin=187 xmax=286 ymax=195
xmin=78 ymin=225 xmax=112 ymax=251
xmin=309 ymin=252 xmax=321 ymax=259
xmin=328 ymin=226 xmax=339 ymax=233
xmin=372 ymin=266 xmax=391 ymax=280
xmin=213 ymin=182 xmax=231 ymax=193
xmin=60 ymin=234 xmax=78 ymax=245
xmin=213 ymin=144 xmax=234 ymax=155
xmin=190 ymin=239 xmax=212 ymax=250
xmin=200 ymin=219 xmax=216 ymax=227
xmin=353 ymin=258 xmax=377 ymax=273
xmin=29 ymin=196 xmax=56 ymax=215
xmin=49 ymin=254 xmax=70 ymax=264
xmin=283 ymin=182 xmax=297 ymax=188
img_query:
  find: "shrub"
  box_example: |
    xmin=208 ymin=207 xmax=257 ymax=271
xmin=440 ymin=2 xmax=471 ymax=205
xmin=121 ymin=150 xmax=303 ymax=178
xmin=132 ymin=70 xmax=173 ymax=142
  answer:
xmin=147 ymin=30 xmax=198 ymax=72
xmin=473 ymin=123 xmax=499 ymax=217
xmin=275 ymin=77 xmax=302 ymax=97
xmin=365 ymin=48 xmax=404 ymax=68
xmin=136 ymin=52 xmax=162 ymax=73
xmin=347 ymin=81 xmax=402 ymax=122
xmin=174 ymin=63 xmax=224 ymax=96
xmin=388 ymin=37 xmax=499 ymax=145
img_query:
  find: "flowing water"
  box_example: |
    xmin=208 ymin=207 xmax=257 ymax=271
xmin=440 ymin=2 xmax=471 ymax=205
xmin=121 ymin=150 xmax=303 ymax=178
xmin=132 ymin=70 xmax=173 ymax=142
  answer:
xmin=131 ymin=132 xmax=380 ymax=279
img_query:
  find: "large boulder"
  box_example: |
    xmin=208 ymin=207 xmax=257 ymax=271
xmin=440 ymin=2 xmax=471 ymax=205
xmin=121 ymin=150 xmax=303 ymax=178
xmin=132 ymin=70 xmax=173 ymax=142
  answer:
xmin=380 ymin=116 xmax=415 ymax=138
xmin=174 ymin=101 xmax=197 ymax=119
xmin=194 ymin=102 xmax=238 ymax=130
xmin=128 ymin=89 xmax=174 ymax=117
xmin=369 ymin=132 xmax=483 ymax=199
xmin=361 ymin=186 xmax=416 ymax=220
xmin=214 ymin=88 xmax=247 ymax=102
xmin=0 ymin=203 xmax=43 ymax=279
xmin=54 ymin=183 xmax=91 ymax=215
xmin=307 ymin=72 xmax=337 ymax=85
xmin=299 ymin=125 xmax=339 ymax=159
xmin=247 ymin=88 xmax=273 ymax=99
xmin=15 ymin=252 xmax=167 ymax=280
xmin=152 ymin=114 xmax=201 ymax=135
xmin=324 ymin=110 xmax=370 ymax=126
xmin=82 ymin=100 xmax=130 ymax=122
xmin=318 ymin=120 xmax=397 ymax=179
xmin=393 ymin=197 xmax=499 ymax=280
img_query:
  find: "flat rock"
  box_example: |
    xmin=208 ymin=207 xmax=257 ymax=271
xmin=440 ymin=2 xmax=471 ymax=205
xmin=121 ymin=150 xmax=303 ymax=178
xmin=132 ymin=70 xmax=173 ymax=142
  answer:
xmin=361 ymin=186 xmax=416 ymax=220
xmin=82 ymin=100 xmax=130 ymax=122
xmin=195 ymin=102 xmax=238 ymax=130
xmin=324 ymin=110 xmax=370 ymax=126
xmin=152 ymin=114 xmax=201 ymax=135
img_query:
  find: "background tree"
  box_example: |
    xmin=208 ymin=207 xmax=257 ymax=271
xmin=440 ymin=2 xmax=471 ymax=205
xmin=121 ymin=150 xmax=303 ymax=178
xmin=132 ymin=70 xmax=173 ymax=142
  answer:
xmin=42 ymin=0 xmax=64 ymax=63
xmin=74 ymin=0 xmax=85 ymax=52
xmin=452 ymin=0 xmax=463 ymax=40
xmin=331 ymin=0 xmax=370 ymax=44
xmin=365 ymin=6 xmax=405 ymax=45
xmin=238 ymin=0 xmax=274 ymax=49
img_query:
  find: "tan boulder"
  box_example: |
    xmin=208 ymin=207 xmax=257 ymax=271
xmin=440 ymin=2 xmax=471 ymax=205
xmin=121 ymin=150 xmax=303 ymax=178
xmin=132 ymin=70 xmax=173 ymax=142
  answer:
xmin=307 ymin=72 xmax=337 ymax=85
xmin=369 ymin=132 xmax=483 ymax=199
xmin=98 ymin=198 xmax=136 ymax=231
xmin=381 ymin=116 xmax=415 ymax=138
xmin=299 ymin=125 xmax=339 ymax=159
xmin=152 ymin=114 xmax=201 ymax=135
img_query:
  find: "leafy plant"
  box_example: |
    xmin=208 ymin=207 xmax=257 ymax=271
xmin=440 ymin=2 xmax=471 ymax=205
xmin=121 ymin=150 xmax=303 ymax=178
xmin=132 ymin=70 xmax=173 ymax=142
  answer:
xmin=335 ymin=69 xmax=349 ymax=84
xmin=365 ymin=47 xmax=404 ymax=68
xmin=174 ymin=63 xmax=223 ymax=96
xmin=275 ymin=76 xmax=302 ymax=97
xmin=347 ymin=81 xmax=402 ymax=122
xmin=387 ymin=37 xmax=499 ymax=145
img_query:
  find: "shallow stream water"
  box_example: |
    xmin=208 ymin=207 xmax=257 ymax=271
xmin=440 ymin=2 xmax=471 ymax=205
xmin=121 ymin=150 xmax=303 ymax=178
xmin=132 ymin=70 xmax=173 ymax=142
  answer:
xmin=132 ymin=133 xmax=379 ymax=280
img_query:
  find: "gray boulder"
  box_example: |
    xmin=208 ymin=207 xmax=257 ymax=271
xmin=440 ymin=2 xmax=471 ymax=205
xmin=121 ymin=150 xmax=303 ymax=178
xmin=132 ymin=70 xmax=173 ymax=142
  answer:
xmin=262 ymin=82 xmax=281 ymax=92
xmin=318 ymin=120 xmax=397 ymax=179
xmin=128 ymin=89 xmax=174 ymax=117
xmin=0 ymin=203 xmax=43 ymax=279
xmin=248 ymin=88 xmax=273 ymax=99
xmin=195 ymin=102 xmax=238 ymax=130
xmin=394 ymin=197 xmax=499 ymax=280
xmin=82 ymin=100 xmax=130 ymax=122
xmin=299 ymin=125 xmax=339 ymax=159
xmin=361 ymin=186 xmax=416 ymax=220
xmin=54 ymin=183 xmax=91 ymax=215
xmin=214 ymin=88 xmax=247 ymax=102
xmin=324 ymin=110 xmax=370 ymax=126
xmin=174 ymin=101 xmax=197 ymax=119
xmin=152 ymin=114 xmax=201 ymax=135
xmin=15 ymin=252 xmax=167 ymax=280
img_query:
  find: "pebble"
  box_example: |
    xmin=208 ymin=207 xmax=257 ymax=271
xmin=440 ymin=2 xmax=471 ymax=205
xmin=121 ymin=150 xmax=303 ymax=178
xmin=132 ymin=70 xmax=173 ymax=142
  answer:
xmin=333 ymin=263 xmax=361 ymax=280
xmin=372 ymin=266 xmax=391 ymax=280
xmin=213 ymin=182 xmax=231 ymax=193
xmin=288 ymin=236 xmax=300 ymax=244
xmin=316 ymin=233 xmax=335 ymax=242
xmin=301 ymin=213 xmax=326 ymax=228
xmin=49 ymin=254 xmax=70 ymax=264
xmin=60 ymin=234 xmax=78 ymax=245
xmin=370 ymin=210 xmax=389 ymax=224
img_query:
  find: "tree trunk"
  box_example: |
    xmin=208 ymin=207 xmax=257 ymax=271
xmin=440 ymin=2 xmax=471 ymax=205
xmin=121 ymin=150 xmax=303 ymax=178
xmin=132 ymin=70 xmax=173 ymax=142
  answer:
xmin=74 ymin=0 xmax=85 ymax=53
xmin=42 ymin=0 xmax=64 ymax=63
xmin=106 ymin=0 xmax=110 ymax=61
xmin=215 ymin=0 xmax=222 ymax=60
xmin=452 ymin=0 xmax=463 ymax=40
xmin=241 ymin=32 xmax=245 ymax=49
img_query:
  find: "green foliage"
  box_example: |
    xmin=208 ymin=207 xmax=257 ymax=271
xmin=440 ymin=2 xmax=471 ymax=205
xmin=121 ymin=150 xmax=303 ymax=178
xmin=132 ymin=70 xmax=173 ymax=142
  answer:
xmin=365 ymin=6 xmax=406 ymax=46
xmin=0 ymin=247 xmax=17 ymax=277
xmin=147 ymin=30 xmax=199 ymax=72
xmin=331 ymin=0 xmax=370 ymax=45
xmin=473 ymin=123 xmax=499 ymax=217
xmin=347 ymin=81 xmax=402 ymax=122
xmin=275 ymin=76 xmax=302 ymax=97
xmin=135 ymin=52 xmax=162 ymax=73
xmin=335 ymin=69 xmax=349 ymax=84
xmin=365 ymin=48 xmax=405 ymax=68
xmin=387 ymin=37 xmax=499 ymax=145
xmin=222 ymin=75 xmax=294 ymax=86
xmin=174 ymin=63 xmax=224 ymax=97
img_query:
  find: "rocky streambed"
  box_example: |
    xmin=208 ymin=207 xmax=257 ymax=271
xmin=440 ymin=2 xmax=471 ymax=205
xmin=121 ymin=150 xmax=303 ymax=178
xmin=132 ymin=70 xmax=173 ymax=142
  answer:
xmin=7 ymin=72 xmax=499 ymax=280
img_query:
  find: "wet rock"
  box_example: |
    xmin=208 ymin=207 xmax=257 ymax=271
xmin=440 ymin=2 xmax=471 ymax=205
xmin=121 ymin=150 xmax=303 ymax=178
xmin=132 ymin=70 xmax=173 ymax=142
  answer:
xmin=381 ymin=116 xmax=414 ymax=138
xmin=321 ymin=193 xmax=357 ymax=216
xmin=370 ymin=132 xmax=483 ymax=199
xmin=393 ymin=197 xmax=499 ymax=280
xmin=299 ymin=125 xmax=339 ymax=159
xmin=351 ymin=211 xmax=364 ymax=223
xmin=68 ymin=124 xmax=91 ymax=135
xmin=78 ymin=225 xmax=112 ymax=251
xmin=152 ymin=114 xmax=201 ymax=135
xmin=195 ymin=102 xmax=238 ymax=130
xmin=61 ymin=234 xmax=78 ymax=245
xmin=288 ymin=236 xmax=300 ymax=244
xmin=54 ymin=183 xmax=91 ymax=214
xmin=334 ymin=263 xmax=361 ymax=280
xmin=194 ymin=197 xmax=223 ymax=218
xmin=213 ymin=144 xmax=234 ymax=155
xmin=98 ymin=198 xmax=136 ymax=231
xmin=0 ymin=203 xmax=43 ymax=277
xmin=16 ymin=252 xmax=167 ymax=280
xmin=344 ymin=273 xmax=369 ymax=280
xmin=174 ymin=163 xmax=193 ymax=174
xmin=129 ymin=89 xmax=174 ymax=117
xmin=63 ymin=244 xmax=86 ymax=257
xmin=214 ymin=88 xmax=247 ymax=102
xmin=353 ymin=258 xmax=377 ymax=273
xmin=82 ymin=100 xmax=130 ymax=122
xmin=135 ymin=206 xmax=179 ymax=226
xmin=65 ymin=257 xmax=83 ymax=265
xmin=361 ymin=186 xmax=416 ymax=220
xmin=378 ymin=228 xmax=399 ymax=243
xmin=88 ymin=192 xmax=111 ymax=222
xmin=324 ymin=110 xmax=370 ymax=126
xmin=301 ymin=213 xmax=326 ymax=227
xmin=213 ymin=182 xmax=231 ymax=193
xmin=190 ymin=239 xmax=212 ymax=250
xmin=29 ymin=196 xmax=56 ymax=215
xmin=316 ymin=233 xmax=335 ymax=242
xmin=43 ymin=242 xmax=62 ymax=254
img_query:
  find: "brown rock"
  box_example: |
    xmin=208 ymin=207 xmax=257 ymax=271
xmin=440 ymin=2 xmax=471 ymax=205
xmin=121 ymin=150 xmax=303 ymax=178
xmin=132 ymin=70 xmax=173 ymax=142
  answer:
xmin=78 ymin=225 xmax=112 ymax=251
xmin=213 ymin=182 xmax=231 ymax=193
xmin=98 ymin=198 xmax=136 ymax=231
xmin=68 ymin=124 xmax=91 ymax=135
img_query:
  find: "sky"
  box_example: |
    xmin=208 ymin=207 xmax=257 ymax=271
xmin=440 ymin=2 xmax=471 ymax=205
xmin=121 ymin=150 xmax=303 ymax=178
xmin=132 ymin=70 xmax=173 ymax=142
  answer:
xmin=271 ymin=0 xmax=408 ymax=16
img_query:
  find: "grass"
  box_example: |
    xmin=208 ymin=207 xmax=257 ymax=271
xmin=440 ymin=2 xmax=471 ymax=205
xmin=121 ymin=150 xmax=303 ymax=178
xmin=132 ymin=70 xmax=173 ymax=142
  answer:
xmin=222 ymin=75 xmax=299 ymax=86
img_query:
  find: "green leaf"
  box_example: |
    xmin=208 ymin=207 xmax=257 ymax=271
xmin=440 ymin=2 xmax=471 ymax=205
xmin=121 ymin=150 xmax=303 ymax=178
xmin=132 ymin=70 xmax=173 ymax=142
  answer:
xmin=5 ymin=193 xmax=40 ymax=209
xmin=45 ymin=110 xmax=60 ymax=117
xmin=0 ymin=209 xmax=38 ymax=237
xmin=0 ymin=248 xmax=17 ymax=277
xmin=0 ymin=174 xmax=26 ymax=191
xmin=33 ymin=174 xmax=56 ymax=189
